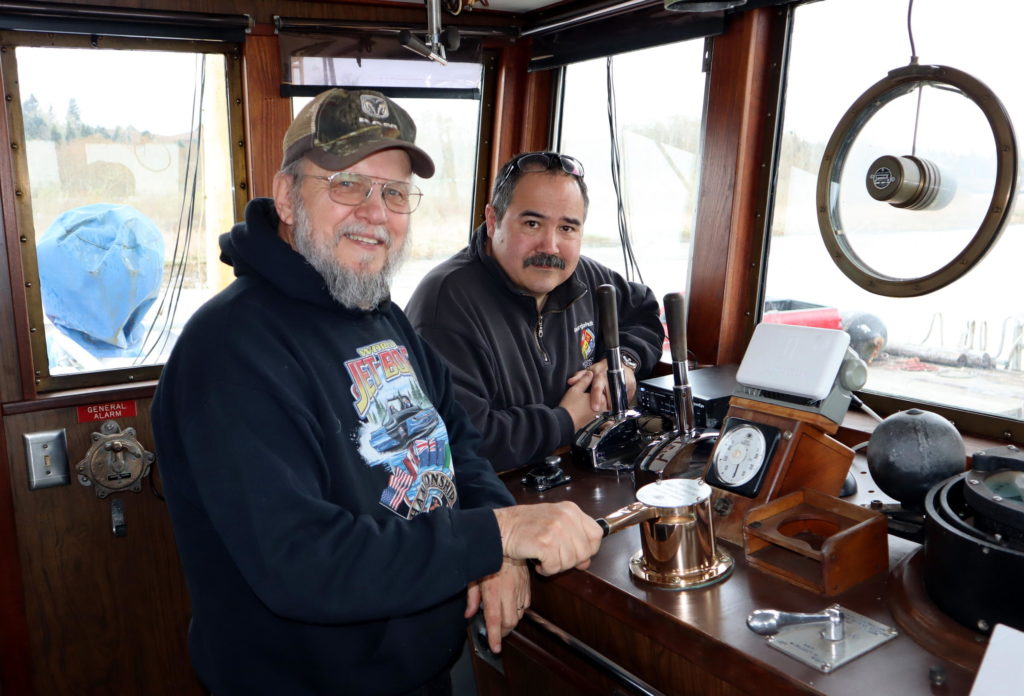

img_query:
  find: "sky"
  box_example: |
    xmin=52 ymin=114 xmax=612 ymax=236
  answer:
xmin=16 ymin=47 xmax=215 ymax=136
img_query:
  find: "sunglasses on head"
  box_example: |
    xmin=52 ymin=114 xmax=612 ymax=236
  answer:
xmin=497 ymin=152 xmax=585 ymax=189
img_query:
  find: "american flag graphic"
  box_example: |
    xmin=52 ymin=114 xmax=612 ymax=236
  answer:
xmin=382 ymin=439 xmax=436 ymax=510
xmin=382 ymin=467 xmax=415 ymax=510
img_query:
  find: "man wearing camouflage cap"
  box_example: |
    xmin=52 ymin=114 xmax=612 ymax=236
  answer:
xmin=152 ymin=88 xmax=602 ymax=696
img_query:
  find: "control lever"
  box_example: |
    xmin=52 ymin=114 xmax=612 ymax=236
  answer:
xmin=746 ymin=604 xmax=897 ymax=673
xmin=599 ymin=285 xmax=628 ymax=416
xmin=572 ymin=284 xmax=644 ymax=471
xmin=747 ymin=607 xmax=845 ymax=641
xmin=665 ymin=292 xmax=695 ymax=438
xmin=634 ymin=292 xmax=717 ymax=486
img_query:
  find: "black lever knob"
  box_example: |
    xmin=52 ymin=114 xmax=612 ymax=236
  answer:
xmin=664 ymin=292 xmax=687 ymax=364
xmin=597 ymin=285 xmax=619 ymax=349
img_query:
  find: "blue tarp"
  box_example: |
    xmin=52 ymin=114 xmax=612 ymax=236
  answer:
xmin=37 ymin=203 xmax=165 ymax=362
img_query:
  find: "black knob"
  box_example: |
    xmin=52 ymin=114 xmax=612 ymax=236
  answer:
xmin=664 ymin=292 xmax=687 ymax=363
xmin=597 ymin=285 xmax=619 ymax=349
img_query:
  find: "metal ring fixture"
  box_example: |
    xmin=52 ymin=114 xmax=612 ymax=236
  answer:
xmin=816 ymin=64 xmax=1018 ymax=297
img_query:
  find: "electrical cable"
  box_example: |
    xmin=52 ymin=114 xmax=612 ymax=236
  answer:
xmin=851 ymin=394 xmax=885 ymax=424
xmin=148 ymin=458 xmax=166 ymax=502
xmin=605 ymin=56 xmax=643 ymax=284
xmin=137 ymin=53 xmax=206 ymax=365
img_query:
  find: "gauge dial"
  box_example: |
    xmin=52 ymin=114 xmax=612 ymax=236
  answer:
xmin=713 ymin=424 xmax=768 ymax=486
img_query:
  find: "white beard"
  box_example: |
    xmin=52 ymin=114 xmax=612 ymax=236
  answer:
xmin=290 ymin=197 xmax=408 ymax=311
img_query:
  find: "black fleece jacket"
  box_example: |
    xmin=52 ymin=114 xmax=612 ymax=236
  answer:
xmin=405 ymin=223 xmax=664 ymax=472
xmin=151 ymin=199 xmax=514 ymax=696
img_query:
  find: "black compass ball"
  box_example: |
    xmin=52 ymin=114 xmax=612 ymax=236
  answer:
xmin=867 ymin=408 xmax=966 ymax=508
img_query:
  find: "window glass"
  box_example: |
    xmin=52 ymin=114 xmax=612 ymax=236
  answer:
xmin=293 ymin=91 xmax=482 ymax=308
xmin=767 ymin=0 xmax=1024 ymax=422
xmin=288 ymin=56 xmax=482 ymax=91
xmin=559 ymin=41 xmax=707 ymax=307
xmin=16 ymin=45 xmax=237 ymax=381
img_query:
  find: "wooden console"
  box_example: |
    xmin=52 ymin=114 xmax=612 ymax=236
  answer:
xmin=477 ymin=459 xmax=980 ymax=696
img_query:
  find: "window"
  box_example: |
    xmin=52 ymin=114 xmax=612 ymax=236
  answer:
xmin=766 ymin=0 xmax=1024 ymax=433
xmin=558 ymin=40 xmax=708 ymax=309
xmin=290 ymin=58 xmax=485 ymax=309
xmin=5 ymin=34 xmax=243 ymax=391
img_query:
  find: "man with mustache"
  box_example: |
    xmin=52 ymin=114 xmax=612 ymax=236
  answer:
xmin=407 ymin=152 xmax=664 ymax=472
xmin=152 ymin=91 xmax=602 ymax=696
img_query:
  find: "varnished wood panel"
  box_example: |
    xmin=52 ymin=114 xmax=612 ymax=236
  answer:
xmin=0 ymin=425 xmax=32 ymax=695
xmin=4 ymin=402 xmax=202 ymax=696
xmin=0 ymin=41 xmax=29 ymax=404
xmin=490 ymin=39 xmax=553 ymax=181
xmin=688 ymin=8 xmax=787 ymax=366
xmin=243 ymin=26 xmax=292 ymax=200
xmin=491 ymin=461 xmax=978 ymax=695
xmin=25 ymin=0 xmax=517 ymax=32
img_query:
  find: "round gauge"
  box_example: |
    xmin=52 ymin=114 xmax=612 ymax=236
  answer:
xmin=713 ymin=424 xmax=768 ymax=487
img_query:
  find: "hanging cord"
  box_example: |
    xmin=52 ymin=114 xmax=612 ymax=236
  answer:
xmin=919 ymin=312 xmax=944 ymax=346
xmin=907 ymin=0 xmax=923 ymax=156
xmin=605 ymin=56 xmax=643 ymax=284
xmin=136 ymin=54 xmax=207 ymax=364
xmin=992 ymin=315 xmax=1024 ymax=367
xmin=907 ymin=0 xmax=917 ymax=64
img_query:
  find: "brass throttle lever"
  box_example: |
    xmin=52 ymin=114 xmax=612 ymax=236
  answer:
xmin=595 ymin=501 xmax=658 ymax=537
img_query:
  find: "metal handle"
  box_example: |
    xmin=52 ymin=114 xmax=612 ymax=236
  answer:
xmin=747 ymin=607 xmax=845 ymax=642
xmin=595 ymin=501 xmax=656 ymax=537
xmin=398 ymin=28 xmax=448 ymax=64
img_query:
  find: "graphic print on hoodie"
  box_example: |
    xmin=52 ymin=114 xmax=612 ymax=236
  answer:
xmin=346 ymin=338 xmax=456 ymax=519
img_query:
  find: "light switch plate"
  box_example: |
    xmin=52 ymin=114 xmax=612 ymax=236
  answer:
xmin=24 ymin=429 xmax=70 ymax=490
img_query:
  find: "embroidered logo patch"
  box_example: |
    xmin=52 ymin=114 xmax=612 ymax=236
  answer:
xmin=360 ymin=94 xmax=390 ymax=120
xmin=580 ymin=326 xmax=596 ymax=362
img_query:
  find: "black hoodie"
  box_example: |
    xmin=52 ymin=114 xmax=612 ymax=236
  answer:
xmin=406 ymin=223 xmax=664 ymax=472
xmin=152 ymin=198 xmax=514 ymax=695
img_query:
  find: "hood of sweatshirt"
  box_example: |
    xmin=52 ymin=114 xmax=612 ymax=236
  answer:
xmin=219 ymin=197 xmax=391 ymax=315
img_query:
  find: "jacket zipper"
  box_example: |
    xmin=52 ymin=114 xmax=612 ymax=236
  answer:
xmin=533 ymin=286 xmax=587 ymax=365
xmin=534 ymin=315 xmax=550 ymax=364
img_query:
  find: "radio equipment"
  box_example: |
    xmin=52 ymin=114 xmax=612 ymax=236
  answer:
xmin=637 ymin=364 xmax=736 ymax=430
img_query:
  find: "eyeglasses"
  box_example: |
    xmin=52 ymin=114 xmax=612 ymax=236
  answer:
xmin=496 ymin=152 xmax=585 ymax=189
xmin=301 ymin=172 xmax=423 ymax=214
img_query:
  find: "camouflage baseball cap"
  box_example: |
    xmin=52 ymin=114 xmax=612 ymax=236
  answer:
xmin=281 ymin=88 xmax=435 ymax=178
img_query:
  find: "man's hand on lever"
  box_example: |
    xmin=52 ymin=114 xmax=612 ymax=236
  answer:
xmin=585 ymin=358 xmax=636 ymax=412
xmin=493 ymin=502 xmax=604 ymax=576
xmin=561 ymin=368 xmax=602 ymax=430
xmin=465 ymin=558 xmax=530 ymax=654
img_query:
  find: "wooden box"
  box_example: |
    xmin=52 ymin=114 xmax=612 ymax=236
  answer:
xmin=743 ymin=489 xmax=888 ymax=596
